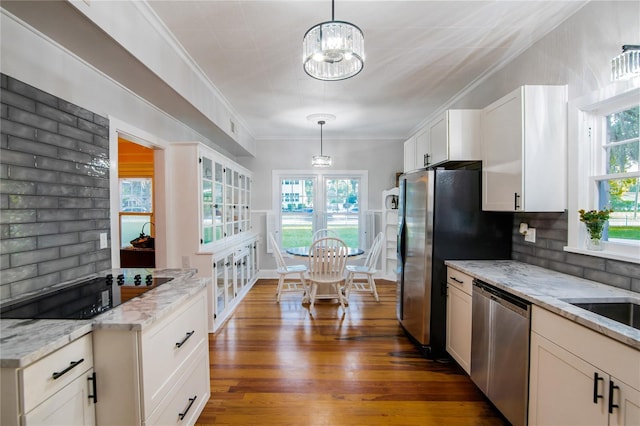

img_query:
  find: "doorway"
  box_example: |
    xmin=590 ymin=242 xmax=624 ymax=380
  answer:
xmin=118 ymin=138 xmax=156 ymax=267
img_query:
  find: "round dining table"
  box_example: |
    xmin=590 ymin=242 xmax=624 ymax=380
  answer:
xmin=286 ymin=246 xmax=364 ymax=257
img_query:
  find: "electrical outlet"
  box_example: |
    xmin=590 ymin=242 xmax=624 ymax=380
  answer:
xmin=524 ymin=228 xmax=536 ymax=243
xmin=182 ymin=256 xmax=190 ymax=268
xmin=99 ymin=233 xmax=108 ymax=249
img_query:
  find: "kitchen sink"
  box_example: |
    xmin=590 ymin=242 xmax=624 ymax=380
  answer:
xmin=562 ymin=299 xmax=640 ymax=330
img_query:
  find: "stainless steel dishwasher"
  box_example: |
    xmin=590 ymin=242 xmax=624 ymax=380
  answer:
xmin=471 ymin=279 xmax=531 ymax=426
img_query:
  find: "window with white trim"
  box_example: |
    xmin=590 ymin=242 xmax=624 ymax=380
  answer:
xmin=567 ymin=82 xmax=640 ymax=263
xmin=272 ymin=170 xmax=368 ymax=250
xmin=595 ymin=105 xmax=639 ymax=242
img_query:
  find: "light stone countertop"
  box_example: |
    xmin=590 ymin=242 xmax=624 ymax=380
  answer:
xmin=0 ymin=268 xmax=206 ymax=368
xmin=445 ymin=260 xmax=640 ymax=350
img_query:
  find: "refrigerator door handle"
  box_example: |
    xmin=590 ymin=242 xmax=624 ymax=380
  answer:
xmin=398 ymin=218 xmax=406 ymax=265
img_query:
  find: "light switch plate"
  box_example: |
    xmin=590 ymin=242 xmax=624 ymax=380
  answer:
xmin=99 ymin=232 xmax=108 ymax=249
xmin=524 ymin=228 xmax=536 ymax=243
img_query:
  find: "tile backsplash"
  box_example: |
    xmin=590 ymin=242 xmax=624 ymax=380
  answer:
xmin=512 ymin=212 xmax=640 ymax=293
xmin=0 ymin=74 xmax=111 ymax=302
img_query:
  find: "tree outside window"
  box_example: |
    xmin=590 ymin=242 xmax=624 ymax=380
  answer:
xmin=600 ymin=106 xmax=639 ymax=242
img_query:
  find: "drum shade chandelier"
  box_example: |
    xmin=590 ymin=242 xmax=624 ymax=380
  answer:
xmin=303 ymin=0 xmax=364 ymax=81
xmin=312 ymin=120 xmax=332 ymax=167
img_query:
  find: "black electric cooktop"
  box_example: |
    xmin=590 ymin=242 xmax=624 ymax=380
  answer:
xmin=0 ymin=273 xmax=173 ymax=320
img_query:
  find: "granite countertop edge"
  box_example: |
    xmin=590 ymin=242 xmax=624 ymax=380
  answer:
xmin=445 ymin=260 xmax=640 ymax=351
xmin=1 ymin=269 xmax=208 ymax=368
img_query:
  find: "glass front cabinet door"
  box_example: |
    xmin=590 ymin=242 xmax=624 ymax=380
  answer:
xmin=197 ymin=147 xmax=252 ymax=247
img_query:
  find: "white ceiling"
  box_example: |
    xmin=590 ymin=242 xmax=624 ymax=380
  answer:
xmin=146 ymin=0 xmax=586 ymax=142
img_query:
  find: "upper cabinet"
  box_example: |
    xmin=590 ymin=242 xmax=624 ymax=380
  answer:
xmin=403 ymin=136 xmax=417 ymax=173
xmin=481 ymin=85 xmax=567 ymax=212
xmin=166 ymin=143 xmax=253 ymax=271
xmin=200 ymin=152 xmax=251 ymax=244
xmin=421 ymin=109 xmax=482 ymax=168
xmin=404 ymin=110 xmax=481 ymax=173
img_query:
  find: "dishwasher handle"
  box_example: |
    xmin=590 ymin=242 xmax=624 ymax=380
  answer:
xmin=473 ymin=279 xmax=530 ymax=318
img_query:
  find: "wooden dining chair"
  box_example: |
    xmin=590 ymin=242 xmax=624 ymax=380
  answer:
xmin=306 ymin=237 xmax=349 ymax=309
xmin=344 ymin=231 xmax=384 ymax=302
xmin=311 ymin=228 xmax=339 ymax=241
xmin=269 ymin=232 xmax=308 ymax=302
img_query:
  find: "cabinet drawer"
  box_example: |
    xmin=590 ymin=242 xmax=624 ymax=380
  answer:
xmin=141 ymin=289 xmax=207 ymax=413
xmin=21 ymin=333 xmax=93 ymax=413
xmin=447 ymin=268 xmax=473 ymax=295
xmin=146 ymin=348 xmax=210 ymax=426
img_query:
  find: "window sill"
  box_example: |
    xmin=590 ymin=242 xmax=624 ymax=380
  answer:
xmin=564 ymin=245 xmax=640 ymax=264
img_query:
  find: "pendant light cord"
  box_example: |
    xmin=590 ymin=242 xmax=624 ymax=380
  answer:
xmin=331 ymin=0 xmax=335 ymax=21
xmin=319 ymin=120 xmax=325 ymax=155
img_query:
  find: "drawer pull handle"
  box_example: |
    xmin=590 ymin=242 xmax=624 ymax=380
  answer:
xmin=88 ymin=372 xmax=98 ymax=403
xmin=52 ymin=358 xmax=84 ymax=380
xmin=451 ymin=277 xmax=464 ymax=284
xmin=608 ymin=380 xmax=620 ymax=413
xmin=593 ymin=372 xmax=603 ymax=404
xmin=178 ymin=395 xmax=197 ymax=421
xmin=176 ymin=330 xmax=195 ymax=348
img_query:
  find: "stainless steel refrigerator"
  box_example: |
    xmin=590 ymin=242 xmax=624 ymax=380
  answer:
xmin=396 ymin=167 xmax=512 ymax=359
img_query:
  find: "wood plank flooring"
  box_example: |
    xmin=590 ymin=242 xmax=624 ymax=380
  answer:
xmin=196 ymin=279 xmax=508 ymax=425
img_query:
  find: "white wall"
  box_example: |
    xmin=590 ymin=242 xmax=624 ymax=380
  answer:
xmin=239 ymin=138 xmax=403 ymax=211
xmin=448 ymin=1 xmax=638 ymax=111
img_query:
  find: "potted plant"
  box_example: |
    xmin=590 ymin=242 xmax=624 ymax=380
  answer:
xmin=578 ymin=208 xmax=612 ymax=251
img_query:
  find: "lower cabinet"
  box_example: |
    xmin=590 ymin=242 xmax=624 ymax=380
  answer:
xmin=210 ymin=236 xmax=258 ymax=332
xmin=1 ymin=333 xmax=96 ymax=426
xmin=529 ymin=306 xmax=640 ymax=426
xmin=92 ymin=287 xmax=210 ymax=425
xmin=23 ymin=368 xmax=96 ymax=425
xmin=445 ymin=267 xmax=473 ymax=374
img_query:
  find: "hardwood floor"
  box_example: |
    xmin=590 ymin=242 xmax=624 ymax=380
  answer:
xmin=196 ymin=279 xmax=508 ymax=425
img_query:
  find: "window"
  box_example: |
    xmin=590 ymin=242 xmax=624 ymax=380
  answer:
xmin=597 ymin=106 xmax=639 ymax=242
xmin=567 ymin=82 xmax=640 ymax=263
xmin=119 ymin=177 xmax=153 ymax=248
xmin=272 ymin=170 xmax=368 ymax=250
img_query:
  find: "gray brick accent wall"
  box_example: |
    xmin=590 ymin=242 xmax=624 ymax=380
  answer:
xmin=0 ymin=74 xmax=111 ymax=302
xmin=512 ymin=212 xmax=640 ymax=292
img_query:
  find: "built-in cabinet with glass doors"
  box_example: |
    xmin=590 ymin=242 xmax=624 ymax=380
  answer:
xmin=212 ymin=239 xmax=258 ymax=331
xmin=166 ymin=142 xmax=258 ymax=333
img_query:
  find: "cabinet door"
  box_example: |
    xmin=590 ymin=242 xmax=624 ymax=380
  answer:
xmin=225 ymin=254 xmax=235 ymax=302
xmin=445 ymin=284 xmax=471 ymax=374
xmin=214 ymin=161 xmax=224 ymax=241
xmin=529 ymin=331 xmax=608 ymax=426
xmin=214 ymin=257 xmax=228 ymax=318
xmin=201 ymin=156 xmax=215 ymax=245
xmin=428 ymin=114 xmax=448 ymax=166
xmin=234 ymin=252 xmax=248 ymax=293
xmin=24 ymin=369 xmax=96 ymax=426
xmin=482 ymin=88 xmax=523 ymax=211
xmin=403 ymin=137 xmax=417 ymax=172
xmin=611 ymin=377 xmax=640 ymax=426
xmin=415 ymin=129 xmax=430 ymax=168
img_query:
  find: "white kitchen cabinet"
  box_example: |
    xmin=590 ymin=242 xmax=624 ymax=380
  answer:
xmin=481 ymin=85 xmax=567 ymax=211
xmin=529 ymin=306 xmax=640 ymax=426
xmin=420 ymin=110 xmax=482 ymax=168
xmin=445 ymin=267 xmax=473 ymax=374
xmin=381 ymin=188 xmax=399 ymax=279
xmin=1 ymin=333 xmax=96 ymax=426
xmin=210 ymin=235 xmax=258 ymax=332
xmin=166 ymin=143 xmax=258 ymax=328
xmin=415 ymin=128 xmax=429 ymax=168
xmin=92 ymin=287 xmax=210 ymax=426
xmin=166 ymin=142 xmax=253 ymax=270
xmin=403 ymin=136 xmax=417 ymax=172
